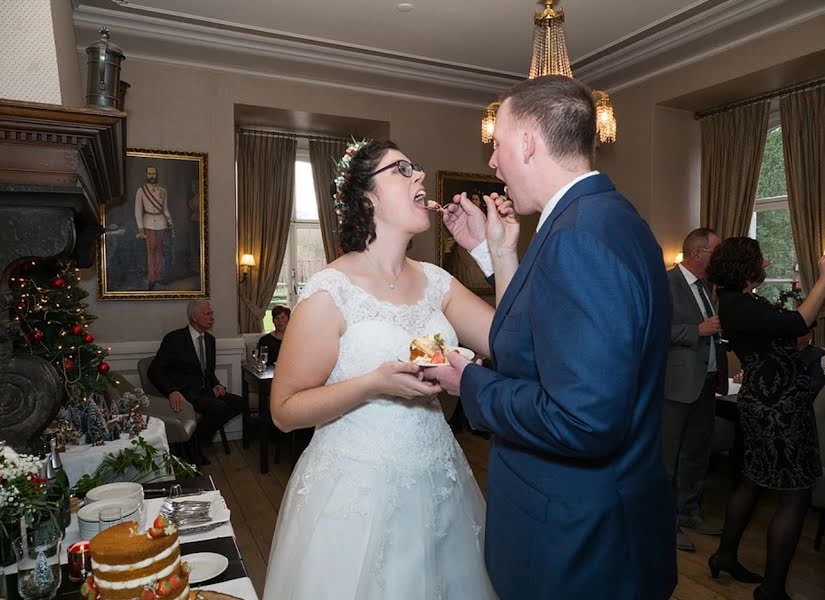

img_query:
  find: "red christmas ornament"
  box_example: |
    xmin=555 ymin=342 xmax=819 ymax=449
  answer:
xmin=51 ymin=277 xmax=66 ymax=289
xmin=70 ymin=324 xmax=84 ymax=336
xmin=97 ymin=362 xmax=110 ymax=374
xmin=32 ymin=329 xmax=45 ymax=342
xmin=83 ymin=333 xmax=94 ymax=344
xmin=64 ymin=359 xmax=76 ymax=373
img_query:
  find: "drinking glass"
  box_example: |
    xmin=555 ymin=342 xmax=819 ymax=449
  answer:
xmin=13 ymin=528 xmax=62 ymax=600
xmin=98 ymin=506 xmax=122 ymax=532
xmin=258 ymin=346 xmax=268 ymax=371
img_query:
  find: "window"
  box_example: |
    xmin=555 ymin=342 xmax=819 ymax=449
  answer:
xmin=263 ymin=144 xmax=327 ymax=331
xmin=749 ymin=126 xmax=797 ymax=303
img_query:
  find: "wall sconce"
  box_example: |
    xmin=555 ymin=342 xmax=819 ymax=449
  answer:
xmin=674 ymin=252 xmax=684 ymax=265
xmin=239 ymin=254 xmax=256 ymax=283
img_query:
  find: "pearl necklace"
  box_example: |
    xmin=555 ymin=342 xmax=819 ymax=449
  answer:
xmin=364 ymin=251 xmax=406 ymax=290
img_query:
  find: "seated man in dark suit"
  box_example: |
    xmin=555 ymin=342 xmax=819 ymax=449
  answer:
xmin=149 ymin=300 xmax=244 ymax=465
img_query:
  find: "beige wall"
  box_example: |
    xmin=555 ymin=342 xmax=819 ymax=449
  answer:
xmin=1 ymin=0 xmax=63 ymax=104
xmin=51 ymin=0 xmax=82 ymax=106
xmin=596 ymin=13 xmax=825 ymax=258
xmin=79 ymin=57 xmax=497 ymax=341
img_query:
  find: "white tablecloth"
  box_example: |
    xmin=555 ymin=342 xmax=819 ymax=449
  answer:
xmin=61 ymin=417 xmax=170 ymax=486
xmin=5 ymin=490 xmax=259 ymax=599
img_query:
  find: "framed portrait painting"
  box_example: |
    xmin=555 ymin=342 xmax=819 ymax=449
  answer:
xmin=98 ymin=148 xmax=209 ymax=299
xmin=436 ymin=170 xmax=506 ymax=295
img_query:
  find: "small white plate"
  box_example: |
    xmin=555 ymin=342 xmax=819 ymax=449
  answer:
xmin=397 ymin=346 xmax=475 ymax=367
xmin=184 ymin=552 xmax=229 ymax=584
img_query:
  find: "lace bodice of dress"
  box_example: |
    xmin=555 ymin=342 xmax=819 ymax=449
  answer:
xmin=294 ymin=262 xmax=462 ymax=471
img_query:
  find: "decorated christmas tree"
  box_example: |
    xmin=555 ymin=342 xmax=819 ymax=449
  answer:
xmin=8 ymin=258 xmax=113 ymax=413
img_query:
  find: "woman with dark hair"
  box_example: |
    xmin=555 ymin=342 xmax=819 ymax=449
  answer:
xmin=706 ymin=237 xmax=825 ymax=600
xmin=257 ymin=304 xmax=290 ymax=365
xmin=262 ymin=140 xmax=510 ymax=599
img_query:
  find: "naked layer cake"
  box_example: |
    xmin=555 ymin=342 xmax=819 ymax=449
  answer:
xmin=87 ymin=517 xmax=190 ymax=600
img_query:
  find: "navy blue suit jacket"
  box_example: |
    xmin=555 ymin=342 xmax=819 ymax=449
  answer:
xmin=461 ymin=174 xmax=677 ymax=599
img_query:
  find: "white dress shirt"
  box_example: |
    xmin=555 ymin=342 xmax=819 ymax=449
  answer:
xmin=189 ymin=325 xmax=206 ymax=370
xmin=677 ymin=263 xmax=717 ymax=373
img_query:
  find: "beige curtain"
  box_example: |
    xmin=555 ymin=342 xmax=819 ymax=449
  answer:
xmin=700 ymin=100 xmax=770 ymax=239
xmin=780 ymin=86 xmax=825 ymax=342
xmin=309 ymin=138 xmax=348 ymax=263
xmin=237 ymin=131 xmax=297 ymax=333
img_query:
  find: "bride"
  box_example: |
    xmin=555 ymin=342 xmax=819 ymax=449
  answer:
xmin=262 ymin=140 xmax=508 ymax=599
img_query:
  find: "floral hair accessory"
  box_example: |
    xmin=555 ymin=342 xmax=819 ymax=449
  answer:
xmin=333 ymin=138 xmax=371 ymax=211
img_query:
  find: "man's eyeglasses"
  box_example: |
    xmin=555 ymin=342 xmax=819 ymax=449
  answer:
xmin=368 ymin=160 xmax=424 ymax=178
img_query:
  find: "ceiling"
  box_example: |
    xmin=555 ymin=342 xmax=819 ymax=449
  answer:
xmin=83 ymin=0 xmax=712 ymax=75
xmin=72 ymin=0 xmax=825 ymax=105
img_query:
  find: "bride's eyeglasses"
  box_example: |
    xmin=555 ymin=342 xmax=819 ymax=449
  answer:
xmin=368 ymin=160 xmax=424 ymax=178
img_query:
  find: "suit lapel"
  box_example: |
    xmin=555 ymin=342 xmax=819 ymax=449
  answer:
xmin=490 ymin=174 xmax=616 ymax=345
xmin=183 ymin=327 xmax=201 ymax=370
xmin=673 ymin=267 xmax=705 ymax=322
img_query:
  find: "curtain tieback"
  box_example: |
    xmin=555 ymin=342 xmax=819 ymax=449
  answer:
xmin=239 ymin=295 xmax=267 ymax=319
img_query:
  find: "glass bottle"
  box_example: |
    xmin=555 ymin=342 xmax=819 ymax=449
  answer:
xmin=46 ymin=438 xmax=71 ymax=530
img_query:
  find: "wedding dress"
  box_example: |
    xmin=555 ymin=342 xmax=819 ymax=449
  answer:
xmin=262 ymin=263 xmax=496 ymax=600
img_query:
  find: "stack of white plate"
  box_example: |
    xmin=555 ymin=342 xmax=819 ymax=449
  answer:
xmin=79 ymin=483 xmax=145 ymax=540
xmin=86 ymin=482 xmax=144 ymax=505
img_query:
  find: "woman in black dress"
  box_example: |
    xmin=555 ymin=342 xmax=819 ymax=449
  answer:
xmin=706 ymin=237 xmax=825 ymax=600
xmin=258 ymin=305 xmax=291 ymax=365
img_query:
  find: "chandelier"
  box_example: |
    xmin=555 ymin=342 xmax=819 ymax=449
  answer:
xmin=482 ymin=0 xmax=617 ymax=145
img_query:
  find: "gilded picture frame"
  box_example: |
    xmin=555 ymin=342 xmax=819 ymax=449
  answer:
xmin=436 ymin=170 xmax=505 ymax=295
xmin=98 ymin=148 xmax=209 ymax=299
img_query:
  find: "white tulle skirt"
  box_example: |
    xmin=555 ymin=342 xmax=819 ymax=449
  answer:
xmin=262 ymin=413 xmax=497 ymax=600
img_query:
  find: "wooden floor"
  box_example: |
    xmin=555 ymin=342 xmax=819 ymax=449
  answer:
xmin=200 ymin=434 xmax=824 ymax=599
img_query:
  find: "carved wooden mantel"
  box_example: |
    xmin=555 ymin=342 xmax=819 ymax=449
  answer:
xmin=0 ymin=99 xmax=126 ymax=450
xmin=0 ymin=99 xmax=127 ymax=270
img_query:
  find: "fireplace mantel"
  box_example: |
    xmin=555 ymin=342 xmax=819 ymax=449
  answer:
xmin=0 ymin=99 xmax=126 ymax=450
xmin=0 ymin=99 xmax=127 ymax=269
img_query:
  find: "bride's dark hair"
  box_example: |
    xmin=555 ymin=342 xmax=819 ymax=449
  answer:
xmin=332 ymin=140 xmax=398 ymax=253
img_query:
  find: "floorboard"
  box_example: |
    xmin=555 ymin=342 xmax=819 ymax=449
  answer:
xmin=198 ymin=432 xmax=825 ymax=599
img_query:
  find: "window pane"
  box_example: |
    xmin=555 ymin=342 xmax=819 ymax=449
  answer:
xmin=295 ymin=160 xmax=319 ymax=221
xmin=294 ymin=227 xmax=326 ymax=296
xmin=756 ymin=127 xmax=786 ymax=199
xmin=755 ymin=208 xmax=796 ymax=303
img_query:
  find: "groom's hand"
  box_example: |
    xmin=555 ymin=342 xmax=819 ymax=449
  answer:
xmin=424 ymin=350 xmax=473 ymax=396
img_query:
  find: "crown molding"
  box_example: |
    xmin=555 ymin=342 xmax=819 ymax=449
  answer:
xmin=575 ymin=0 xmax=825 ymax=90
xmin=73 ymin=4 xmax=521 ymax=98
xmin=74 ymin=0 xmax=825 ymax=99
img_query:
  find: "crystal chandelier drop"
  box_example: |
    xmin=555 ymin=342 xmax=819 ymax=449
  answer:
xmin=481 ymin=0 xmax=617 ymax=145
xmin=529 ymin=0 xmax=573 ymax=79
xmin=594 ymin=90 xmax=617 ymax=143
xmin=481 ymin=101 xmax=500 ymax=144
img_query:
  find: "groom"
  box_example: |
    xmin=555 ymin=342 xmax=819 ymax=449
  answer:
xmin=431 ymin=76 xmax=677 ymax=599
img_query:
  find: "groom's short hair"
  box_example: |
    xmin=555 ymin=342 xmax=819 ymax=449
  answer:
xmin=501 ymin=75 xmax=597 ymax=165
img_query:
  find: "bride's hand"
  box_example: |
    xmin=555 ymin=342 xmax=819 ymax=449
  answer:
xmin=369 ymin=361 xmax=443 ymax=399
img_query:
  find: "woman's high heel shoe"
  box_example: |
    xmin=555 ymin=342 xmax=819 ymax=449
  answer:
xmin=708 ymin=553 xmax=763 ymax=583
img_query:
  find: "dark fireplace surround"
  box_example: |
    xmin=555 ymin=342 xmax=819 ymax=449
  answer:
xmin=0 ymin=98 xmax=126 ymax=450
